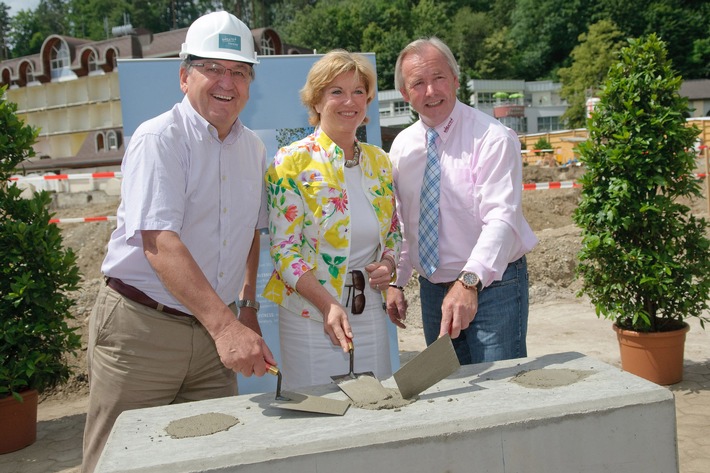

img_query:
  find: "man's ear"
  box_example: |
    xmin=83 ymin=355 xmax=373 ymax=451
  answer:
xmin=399 ymin=87 xmax=410 ymax=103
xmin=179 ymin=67 xmax=189 ymax=93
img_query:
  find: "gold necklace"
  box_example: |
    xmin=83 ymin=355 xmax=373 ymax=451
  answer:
xmin=344 ymin=142 xmax=361 ymax=168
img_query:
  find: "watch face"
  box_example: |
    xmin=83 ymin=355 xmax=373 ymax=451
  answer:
xmin=459 ymin=272 xmax=479 ymax=288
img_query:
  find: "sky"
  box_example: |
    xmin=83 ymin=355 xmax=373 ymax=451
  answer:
xmin=5 ymin=0 xmax=40 ymax=17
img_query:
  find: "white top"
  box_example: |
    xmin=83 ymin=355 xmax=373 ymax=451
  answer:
xmin=102 ymin=96 xmax=268 ymax=312
xmin=344 ymin=164 xmax=379 ymax=270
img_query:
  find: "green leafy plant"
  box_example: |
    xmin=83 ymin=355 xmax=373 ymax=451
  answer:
xmin=573 ymin=35 xmax=710 ymax=333
xmin=533 ymin=137 xmax=553 ymax=156
xmin=0 ymin=86 xmax=81 ymax=401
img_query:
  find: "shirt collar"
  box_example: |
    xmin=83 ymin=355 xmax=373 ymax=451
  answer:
xmin=314 ymin=126 xmax=360 ymax=160
xmin=180 ymin=96 xmax=243 ymax=144
xmin=426 ymin=99 xmax=462 ymax=145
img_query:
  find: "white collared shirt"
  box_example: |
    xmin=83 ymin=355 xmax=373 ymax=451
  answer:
xmin=102 ymin=96 xmax=268 ymax=312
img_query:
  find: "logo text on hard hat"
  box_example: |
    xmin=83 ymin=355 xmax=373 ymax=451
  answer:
xmin=219 ymin=34 xmax=242 ymax=52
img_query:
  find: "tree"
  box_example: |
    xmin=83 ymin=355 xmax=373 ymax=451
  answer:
xmin=642 ymin=1 xmax=706 ymax=80
xmin=0 ymin=87 xmax=82 ymax=399
xmin=66 ymin=0 xmax=133 ymax=40
xmin=687 ymin=34 xmax=710 ymax=79
xmin=5 ymin=0 xmax=69 ymax=57
xmin=36 ymin=0 xmax=68 ymax=35
xmin=277 ymin=0 xmax=421 ymax=90
xmin=410 ymin=0 xmax=451 ymax=40
xmin=509 ymin=0 xmax=596 ymax=80
xmin=595 ymin=0 xmax=710 ymax=80
xmin=0 ymin=2 xmax=9 ymax=59
xmin=475 ymin=27 xmax=516 ymax=80
xmin=277 ymin=0 xmax=365 ymax=53
xmin=558 ymin=20 xmax=625 ymax=129
xmin=131 ymin=0 xmax=197 ymax=33
xmin=443 ymin=7 xmax=492 ymax=79
xmin=8 ymin=9 xmax=45 ymax=57
xmin=573 ymin=34 xmax=709 ymax=332
xmin=362 ymin=23 xmax=410 ymax=90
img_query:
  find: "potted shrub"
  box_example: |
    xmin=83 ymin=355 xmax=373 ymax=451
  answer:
xmin=0 ymin=87 xmax=82 ymax=453
xmin=573 ymin=34 xmax=710 ymax=385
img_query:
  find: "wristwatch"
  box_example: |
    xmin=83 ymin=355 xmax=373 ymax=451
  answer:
xmin=237 ymin=299 xmax=260 ymax=312
xmin=457 ymin=271 xmax=482 ymax=292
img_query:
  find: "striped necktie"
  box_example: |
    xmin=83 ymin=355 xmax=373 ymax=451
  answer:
xmin=418 ymin=128 xmax=440 ymax=278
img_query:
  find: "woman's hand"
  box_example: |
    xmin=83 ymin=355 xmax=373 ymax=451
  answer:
xmin=294 ymin=270 xmax=353 ymax=352
xmin=365 ymin=257 xmax=394 ymax=292
xmin=322 ymin=303 xmax=354 ymax=352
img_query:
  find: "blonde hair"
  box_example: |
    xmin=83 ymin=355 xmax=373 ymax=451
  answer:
xmin=301 ymin=50 xmax=377 ymax=126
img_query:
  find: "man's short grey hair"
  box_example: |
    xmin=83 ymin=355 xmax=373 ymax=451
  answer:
xmin=394 ymin=37 xmax=459 ymax=91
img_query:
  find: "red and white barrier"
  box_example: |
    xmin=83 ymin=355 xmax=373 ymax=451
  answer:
xmin=29 ymin=174 xmax=707 ymax=224
xmin=10 ymin=172 xmax=123 ymax=182
xmin=49 ymin=216 xmax=117 ymax=224
xmin=523 ymin=180 xmax=580 ymax=191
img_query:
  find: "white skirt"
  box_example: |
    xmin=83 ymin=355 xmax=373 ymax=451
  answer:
xmin=278 ymin=276 xmax=392 ymax=391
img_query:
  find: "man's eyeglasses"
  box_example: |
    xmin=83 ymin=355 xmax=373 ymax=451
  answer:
xmin=345 ymin=270 xmax=366 ymax=315
xmin=190 ymin=61 xmax=252 ymax=83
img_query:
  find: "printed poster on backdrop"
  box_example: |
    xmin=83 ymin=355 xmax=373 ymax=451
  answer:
xmin=117 ymin=54 xmax=399 ymax=394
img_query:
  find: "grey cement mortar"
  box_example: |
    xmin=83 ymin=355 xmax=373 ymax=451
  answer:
xmin=165 ymin=413 xmax=239 ymax=439
xmin=511 ymin=368 xmax=594 ymax=389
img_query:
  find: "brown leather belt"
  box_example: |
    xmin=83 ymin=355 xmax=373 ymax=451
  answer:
xmin=106 ymin=277 xmax=192 ymax=318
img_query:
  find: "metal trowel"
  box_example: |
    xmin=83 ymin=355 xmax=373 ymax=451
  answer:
xmin=394 ymin=334 xmax=460 ymax=399
xmin=331 ymin=341 xmax=392 ymax=404
xmin=267 ymin=365 xmax=350 ymax=416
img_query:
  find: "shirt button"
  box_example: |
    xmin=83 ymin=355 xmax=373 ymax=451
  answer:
xmin=223 ymin=240 xmax=227 ymax=246
xmin=223 ymin=207 xmax=227 ymax=213
xmin=222 ymin=175 xmax=227 ymax=181
xmin=219 ymin=272 xmax=224 ymax=278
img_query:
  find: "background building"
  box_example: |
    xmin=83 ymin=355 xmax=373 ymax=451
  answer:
xmin=0 ymin=24 xmax=309 ymax=173
xmin=380 ymin=79 xmax=566 ymax=135
xmin=3 ymin=26 xmax=708 ymax=173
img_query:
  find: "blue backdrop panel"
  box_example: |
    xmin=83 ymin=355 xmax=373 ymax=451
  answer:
xmin=117 ymin=54 xmax=399 ymax=395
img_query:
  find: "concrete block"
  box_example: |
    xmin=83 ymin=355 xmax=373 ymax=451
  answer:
xmin=96 ymin=352 xmax=678 ymax=473
xmin=17 ymin=181 xmax=36 ymax=199
xmin=104 ymin=178 xmax=122 ymax=196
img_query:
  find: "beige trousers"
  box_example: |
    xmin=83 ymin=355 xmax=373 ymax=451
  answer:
xmin=81 ymin=284 xmax=237 ymax=473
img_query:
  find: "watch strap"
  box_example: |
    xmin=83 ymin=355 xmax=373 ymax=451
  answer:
xmin=237 ymin=299 xmax=260 ymax=311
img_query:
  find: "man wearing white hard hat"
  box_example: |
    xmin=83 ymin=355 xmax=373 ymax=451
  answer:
xmin=82 ymin=11 xmax=276 ymax=472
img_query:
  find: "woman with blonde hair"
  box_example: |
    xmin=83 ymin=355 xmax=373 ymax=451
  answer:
xmin=263 ymin=50 xmax=401 ymax=390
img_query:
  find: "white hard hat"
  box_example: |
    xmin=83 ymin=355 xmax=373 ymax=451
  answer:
xmin=180 ymin=11 xmax=259 ymax=64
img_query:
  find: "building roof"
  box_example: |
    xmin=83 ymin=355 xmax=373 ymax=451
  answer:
xmin=679 ymin=79 xmax=710 ymax=100
xmin=0 ymin=23 xmax=306 ymax=88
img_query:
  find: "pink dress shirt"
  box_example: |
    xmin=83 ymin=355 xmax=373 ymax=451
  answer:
xmin=390 ymin=100 xmax=538 ymax=287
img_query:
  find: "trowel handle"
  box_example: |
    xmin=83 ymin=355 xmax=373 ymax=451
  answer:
xmin=266 ymin=364 xmax=285 ymax=400
xmin=348 ymin=340 xmax=354 ymax=375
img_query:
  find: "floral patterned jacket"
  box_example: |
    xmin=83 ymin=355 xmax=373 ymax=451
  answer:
xmin=262 ymin=128 xmax=401 ymax=322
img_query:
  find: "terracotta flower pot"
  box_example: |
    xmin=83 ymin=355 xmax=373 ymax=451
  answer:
xmin=0 ymin=389 xmax=38 ymax=454
xmin=613 ymin=323 xmax=690 ymax=385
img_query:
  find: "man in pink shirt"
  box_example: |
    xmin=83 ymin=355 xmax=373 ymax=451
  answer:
xmin=386 ymin=37 xmax=538 ymax=365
